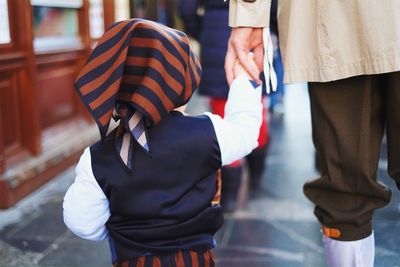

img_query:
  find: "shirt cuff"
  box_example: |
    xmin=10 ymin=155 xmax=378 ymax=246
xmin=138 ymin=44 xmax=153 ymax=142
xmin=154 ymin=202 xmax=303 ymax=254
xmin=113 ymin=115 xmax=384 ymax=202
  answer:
xmin=229 ymin=0 xmax=271 ymax=28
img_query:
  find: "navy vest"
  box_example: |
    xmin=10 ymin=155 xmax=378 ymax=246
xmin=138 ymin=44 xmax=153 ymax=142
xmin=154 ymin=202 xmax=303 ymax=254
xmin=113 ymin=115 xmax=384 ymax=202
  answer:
xmin=90 ymin=111 xmax=223 ymax=261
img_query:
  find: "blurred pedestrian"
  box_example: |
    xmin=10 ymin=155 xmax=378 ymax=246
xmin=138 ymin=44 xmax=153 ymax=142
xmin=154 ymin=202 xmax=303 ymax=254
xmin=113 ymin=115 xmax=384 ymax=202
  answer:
xmin=225 ymin=1 xmax=400 ymax=266
xmin=63 ymin=19 xmax=263 ymax=266
xmin=179 ymin=0 xmax=270 ymax=212
xmin=268 ymin=0 xmax=285 ymax=116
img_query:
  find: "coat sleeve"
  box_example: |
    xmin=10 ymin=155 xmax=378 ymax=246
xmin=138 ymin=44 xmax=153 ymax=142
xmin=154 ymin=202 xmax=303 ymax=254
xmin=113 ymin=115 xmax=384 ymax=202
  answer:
xmin=63 ymin=148 xmax=110 ymax=241
xmin=229 ymin=0 xmax=271 ymax=27
xmin=205 ymin=75 xmax=263 ymax=166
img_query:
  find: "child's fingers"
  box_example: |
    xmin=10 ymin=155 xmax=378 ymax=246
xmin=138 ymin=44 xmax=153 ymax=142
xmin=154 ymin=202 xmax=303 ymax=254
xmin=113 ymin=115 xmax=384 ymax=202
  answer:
xmin=236 ymin=49 xmax=261 ymax=83
xmin=247 ymin=53 xmax=260 ymax=77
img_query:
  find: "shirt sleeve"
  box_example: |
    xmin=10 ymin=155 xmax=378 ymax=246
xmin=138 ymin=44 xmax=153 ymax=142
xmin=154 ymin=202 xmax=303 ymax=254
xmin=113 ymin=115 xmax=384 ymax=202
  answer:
xmin=63 ymin=147 xmax=110 ymax=241
xmin=205 ymin=75 xmax=263 ymax=166
xmin=229 ymin=0 xmax=271 ymax=28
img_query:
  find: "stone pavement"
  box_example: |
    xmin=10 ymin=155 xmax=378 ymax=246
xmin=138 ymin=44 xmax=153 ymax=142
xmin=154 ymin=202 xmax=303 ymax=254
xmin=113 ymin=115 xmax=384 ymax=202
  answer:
xmin=1 ymin=85 xmax=400 ymax=267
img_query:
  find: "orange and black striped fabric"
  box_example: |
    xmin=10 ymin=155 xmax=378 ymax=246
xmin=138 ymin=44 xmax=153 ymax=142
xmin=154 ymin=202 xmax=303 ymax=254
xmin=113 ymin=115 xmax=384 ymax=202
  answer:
xmin=75 ymin=18 xmax=202 ymax=139
xmin=113 ymin=250 xmax=216 ymax=267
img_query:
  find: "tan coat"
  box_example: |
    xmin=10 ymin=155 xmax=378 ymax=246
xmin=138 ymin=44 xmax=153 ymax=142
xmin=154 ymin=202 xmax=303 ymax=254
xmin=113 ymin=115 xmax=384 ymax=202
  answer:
xmin=229 ymin=0 xmax=400 ymax=83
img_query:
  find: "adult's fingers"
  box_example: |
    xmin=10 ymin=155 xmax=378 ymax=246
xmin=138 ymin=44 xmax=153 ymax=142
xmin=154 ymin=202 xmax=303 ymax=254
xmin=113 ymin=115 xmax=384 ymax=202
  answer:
xmin=225 ymin=41 xmax=236 ymax=85
xmin=225 ymin=27 xmax=262 ymax=84
xmin=233 ymin=30 xmax=262 ymax=84
xmin=253 ymin=44 xmax=264 ymax=72
xmin=235 ymin=45 xmax=261 ymax=83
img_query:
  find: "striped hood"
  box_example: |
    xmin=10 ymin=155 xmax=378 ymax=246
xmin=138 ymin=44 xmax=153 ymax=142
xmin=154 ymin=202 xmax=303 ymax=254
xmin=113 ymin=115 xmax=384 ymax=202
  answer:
xmin=75 ymin=19 xmax=201 ymax=172
xmin=75 ymin=18 xmax=202 ymax=139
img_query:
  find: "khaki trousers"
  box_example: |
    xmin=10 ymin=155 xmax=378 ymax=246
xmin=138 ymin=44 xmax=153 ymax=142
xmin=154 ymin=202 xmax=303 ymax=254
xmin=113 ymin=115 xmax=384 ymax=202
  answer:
xmin=304 ymin=72 xmax=400 ymax=241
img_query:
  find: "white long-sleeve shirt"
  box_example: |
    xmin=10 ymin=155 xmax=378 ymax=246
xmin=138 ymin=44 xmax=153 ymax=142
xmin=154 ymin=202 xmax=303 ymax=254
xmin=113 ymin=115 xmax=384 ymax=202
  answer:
xmin=63 ymin=75 xmax=262 ymax=241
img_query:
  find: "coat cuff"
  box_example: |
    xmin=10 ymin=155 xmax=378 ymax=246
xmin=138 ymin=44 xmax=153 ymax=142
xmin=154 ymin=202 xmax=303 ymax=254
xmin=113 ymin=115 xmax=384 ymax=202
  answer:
xmin=229 ymin=0 xmax=271 ymax=28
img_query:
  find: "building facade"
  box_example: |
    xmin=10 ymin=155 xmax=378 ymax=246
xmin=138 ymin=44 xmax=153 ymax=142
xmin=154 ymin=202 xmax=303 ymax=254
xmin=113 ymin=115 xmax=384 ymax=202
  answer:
xmin=0 ymin=0 xmax=178 ymax=208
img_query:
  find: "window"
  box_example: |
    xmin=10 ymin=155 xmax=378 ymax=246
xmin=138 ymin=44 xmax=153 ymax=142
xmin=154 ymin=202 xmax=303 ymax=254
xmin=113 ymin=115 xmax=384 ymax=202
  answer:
xmin=32 ymin=0 xmax=83 ymax=52
xmin=31 ymin=0 xmax=83 ymax=9
xmin=89 ymin=0 xmax=104 ymax=39
xmin=0 ymin=0 xmax=11 ymax=44
xmin=115 ymin=0 xmax=130 ymax=22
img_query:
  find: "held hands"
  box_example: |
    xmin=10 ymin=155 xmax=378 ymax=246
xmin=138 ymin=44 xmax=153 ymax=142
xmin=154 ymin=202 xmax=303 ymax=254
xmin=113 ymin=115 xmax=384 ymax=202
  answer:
xmin=233 ymin=53 xmax=260 ymax=81
xmin=225 ymin=27 xmax=265 ymax=85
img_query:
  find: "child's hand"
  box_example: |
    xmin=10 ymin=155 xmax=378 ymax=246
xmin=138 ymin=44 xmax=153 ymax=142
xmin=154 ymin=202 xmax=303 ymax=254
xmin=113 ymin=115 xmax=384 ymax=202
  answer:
xmin=233 ymin=53 xmax=260 ymax=81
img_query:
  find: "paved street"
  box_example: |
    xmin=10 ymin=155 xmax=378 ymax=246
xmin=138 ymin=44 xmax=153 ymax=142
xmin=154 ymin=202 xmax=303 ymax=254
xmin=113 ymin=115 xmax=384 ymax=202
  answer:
xmin=1 ymin=84 xmax=400 ymax=267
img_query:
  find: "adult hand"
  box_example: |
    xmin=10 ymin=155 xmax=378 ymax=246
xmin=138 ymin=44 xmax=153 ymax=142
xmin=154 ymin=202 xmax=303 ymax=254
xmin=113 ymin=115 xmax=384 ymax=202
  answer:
xmin=225 ymin=27 xmax=264 ymax=85
xmin=233 ymin=53 xmax=260 ymax=81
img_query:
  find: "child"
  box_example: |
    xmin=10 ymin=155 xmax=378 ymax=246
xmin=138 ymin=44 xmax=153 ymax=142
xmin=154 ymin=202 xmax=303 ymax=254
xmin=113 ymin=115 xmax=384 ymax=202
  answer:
xmin=63 ymin=19 xmax=262 ymax=267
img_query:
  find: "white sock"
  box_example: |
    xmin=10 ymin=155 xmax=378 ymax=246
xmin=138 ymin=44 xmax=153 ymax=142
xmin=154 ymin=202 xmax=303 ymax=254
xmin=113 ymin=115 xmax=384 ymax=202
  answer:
xmin=323 ymin=231 xmax=375 ymax=267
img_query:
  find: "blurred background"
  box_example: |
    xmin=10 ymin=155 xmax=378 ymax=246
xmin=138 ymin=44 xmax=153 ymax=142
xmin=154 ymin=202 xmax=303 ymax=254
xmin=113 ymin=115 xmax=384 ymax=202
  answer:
xmin=0 ymin=1 xmax=399 ymax=266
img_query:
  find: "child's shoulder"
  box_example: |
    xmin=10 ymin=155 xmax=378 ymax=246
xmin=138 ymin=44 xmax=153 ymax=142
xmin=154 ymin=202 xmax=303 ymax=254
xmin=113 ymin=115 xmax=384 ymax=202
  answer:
xmin=151 ymin=112 xmax=215 ymax=139
xmin=90 ymin=129 xmax=117 ymax=153
xmin=171 ymin=112 xmax=214 ymax=128
xmin=161 ymin=111 xmax=212 ymax=125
